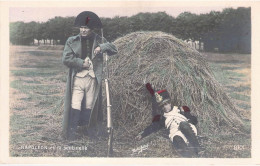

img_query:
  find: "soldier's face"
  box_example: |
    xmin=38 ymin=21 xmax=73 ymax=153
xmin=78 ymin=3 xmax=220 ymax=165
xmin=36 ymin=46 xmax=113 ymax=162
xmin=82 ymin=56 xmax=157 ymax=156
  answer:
xmin=162 ymin=102 xmax=172 ymax=113
xmin=80 ymin=26 xmax=91 ymax=37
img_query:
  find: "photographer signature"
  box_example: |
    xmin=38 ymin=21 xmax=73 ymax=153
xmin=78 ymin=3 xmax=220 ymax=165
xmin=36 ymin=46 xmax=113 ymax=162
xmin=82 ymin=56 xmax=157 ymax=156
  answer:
xmin=131 ymin=144 xmax=149 ymax=155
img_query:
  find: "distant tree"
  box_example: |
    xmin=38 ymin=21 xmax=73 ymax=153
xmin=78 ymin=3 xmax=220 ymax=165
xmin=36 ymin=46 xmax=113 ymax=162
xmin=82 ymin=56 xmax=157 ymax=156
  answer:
xmin=10 ymin=21 xmax=34 ymax=45
xmin=175 ymin=12 xmax=197 ymax=41
xmin=150 ymin=12 xmax=175 ymax=32
xmin=10 ymin=22 xmax=20 ymax=45
xmin=130 ymin=12 xmax=174 ymax=32
xmin=43 ymin=16 xmax=75 ymax=45
xmin=35 ymin=23 xmax=43 ymax=45
xmin=60 ymin=17 xmax=75 ymax=44
xmin=195 ymin=11 xmax=221 ymax=50
xmin=41 ymin=22 xmax=49 ymax=44
xmin=27 ymin=21 xmax=38 ymax=45
xmin=202 ymin=7 xmax=251 ymax=53
xmin=101 ymin=16 xmax=133 ymax=41
xmin=47 ymin=17 xmax=63 ymax=44
xmin=9 ymin=8 xmax=251 ymax=53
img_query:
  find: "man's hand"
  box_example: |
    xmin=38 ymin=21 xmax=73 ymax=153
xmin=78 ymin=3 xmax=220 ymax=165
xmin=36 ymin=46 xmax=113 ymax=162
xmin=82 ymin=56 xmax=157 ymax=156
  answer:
xmin=82 ymin=60 xmax=90 ymax=69
xmin=94 ymin=46 xmax=101 ymax=55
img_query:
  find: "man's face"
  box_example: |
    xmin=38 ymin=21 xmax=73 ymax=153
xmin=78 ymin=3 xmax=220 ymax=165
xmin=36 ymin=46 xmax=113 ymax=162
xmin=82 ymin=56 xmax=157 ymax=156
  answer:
xmin=162 ymin=102 xmax=172 ymax=113
xmin=80 ymin=26 xmax=91 ymax=37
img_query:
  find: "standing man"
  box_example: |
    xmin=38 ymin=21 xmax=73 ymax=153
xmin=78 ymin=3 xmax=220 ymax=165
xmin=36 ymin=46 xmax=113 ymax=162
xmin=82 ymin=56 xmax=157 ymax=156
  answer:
xmin=62 ymin=11 xmax=118 ymax=140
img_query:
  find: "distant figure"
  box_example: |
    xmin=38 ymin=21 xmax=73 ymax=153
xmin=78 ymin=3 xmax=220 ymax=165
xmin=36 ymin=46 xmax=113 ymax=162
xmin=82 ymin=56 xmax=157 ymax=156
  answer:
xmin=136 ymin=84 xmax=200 ymax=157
xmin=61 ymin=11 xmax=118 ymax=140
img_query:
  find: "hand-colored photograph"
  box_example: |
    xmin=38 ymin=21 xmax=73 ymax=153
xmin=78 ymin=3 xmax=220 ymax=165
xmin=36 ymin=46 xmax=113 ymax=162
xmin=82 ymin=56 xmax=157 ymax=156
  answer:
xmin=7 ymin=1 xmax=251 ymax=159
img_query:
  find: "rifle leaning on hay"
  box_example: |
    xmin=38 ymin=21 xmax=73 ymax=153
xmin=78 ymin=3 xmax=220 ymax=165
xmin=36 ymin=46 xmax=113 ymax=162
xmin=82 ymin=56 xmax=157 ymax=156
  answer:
xmin=101 ymin=28 xmax=114 ymax=157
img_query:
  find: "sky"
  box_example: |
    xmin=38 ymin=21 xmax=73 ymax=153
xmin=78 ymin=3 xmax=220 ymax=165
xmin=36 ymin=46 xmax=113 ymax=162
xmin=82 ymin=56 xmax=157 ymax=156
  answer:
xmin=9 ymin=5 xmax=249 ymax=23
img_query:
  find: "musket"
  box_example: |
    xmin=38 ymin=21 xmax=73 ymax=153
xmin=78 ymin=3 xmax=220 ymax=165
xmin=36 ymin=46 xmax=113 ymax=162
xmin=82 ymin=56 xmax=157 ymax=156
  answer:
xmin=101 ymin=28 xmax=113 ymax=157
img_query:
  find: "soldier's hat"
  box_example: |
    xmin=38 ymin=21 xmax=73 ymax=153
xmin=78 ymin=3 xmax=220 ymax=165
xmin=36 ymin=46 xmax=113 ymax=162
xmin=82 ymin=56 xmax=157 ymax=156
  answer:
xmin=74 ymin=11 xmax=102 ymax=29
xmin=146 ymin=83 xmax=171 ymax=106
xmin=154 ymin=89 xmax=171 ymax=106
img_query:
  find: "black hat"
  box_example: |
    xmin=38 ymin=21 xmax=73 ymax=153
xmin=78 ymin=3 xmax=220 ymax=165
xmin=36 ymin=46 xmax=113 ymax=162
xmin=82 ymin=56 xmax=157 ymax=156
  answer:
xmin=154 ymin=89 xmax=171 ymax=106
xmin=74 ymin=11 xmax=102 ymax=29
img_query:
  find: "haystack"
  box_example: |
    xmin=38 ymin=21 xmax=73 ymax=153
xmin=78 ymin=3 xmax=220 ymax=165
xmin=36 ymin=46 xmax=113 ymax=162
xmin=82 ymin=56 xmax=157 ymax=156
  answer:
xmin=106 ymin=31 xmax=249 ymax=138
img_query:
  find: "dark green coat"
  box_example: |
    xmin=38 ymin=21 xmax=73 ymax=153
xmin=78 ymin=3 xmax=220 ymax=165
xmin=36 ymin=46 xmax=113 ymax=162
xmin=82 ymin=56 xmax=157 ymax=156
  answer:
xmin=61 ymin=33 xmax=118 ymax=138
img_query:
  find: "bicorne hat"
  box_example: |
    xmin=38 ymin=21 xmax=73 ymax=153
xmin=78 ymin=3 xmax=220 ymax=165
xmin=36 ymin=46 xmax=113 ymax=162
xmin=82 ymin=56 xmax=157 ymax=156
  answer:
xmin=74 ymin=11 xmax=102 ymax=29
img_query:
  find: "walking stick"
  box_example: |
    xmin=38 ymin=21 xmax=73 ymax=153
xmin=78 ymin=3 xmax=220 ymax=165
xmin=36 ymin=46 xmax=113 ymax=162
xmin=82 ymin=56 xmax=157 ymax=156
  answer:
xmin=101 ymin=28 xmax=113 ymax=157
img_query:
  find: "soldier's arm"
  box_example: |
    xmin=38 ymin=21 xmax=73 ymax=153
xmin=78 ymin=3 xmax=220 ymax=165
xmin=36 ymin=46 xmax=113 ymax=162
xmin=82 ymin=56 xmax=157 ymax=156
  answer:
xmin=62 ymin=38 xmax=84 ymax=71
xmin=136 ymin=115 xmax=164 ymax=140
xmin=179 ymin=106 xmax=198 ymax=125
xmin=184 ymin=112 xmax=198 ymax=125
xmin=96 ymin=36 xmax=118 ymax=56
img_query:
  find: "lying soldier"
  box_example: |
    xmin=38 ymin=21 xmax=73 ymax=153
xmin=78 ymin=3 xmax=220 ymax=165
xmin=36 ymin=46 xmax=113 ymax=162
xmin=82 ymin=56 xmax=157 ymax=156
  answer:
xmin=136 ymin=83 xmax=200 ymax=157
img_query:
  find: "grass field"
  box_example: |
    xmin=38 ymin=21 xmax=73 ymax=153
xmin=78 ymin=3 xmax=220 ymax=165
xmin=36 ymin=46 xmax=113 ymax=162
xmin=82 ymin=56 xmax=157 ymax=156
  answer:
xmin=9 ymin=45 xmax=251 ymax=157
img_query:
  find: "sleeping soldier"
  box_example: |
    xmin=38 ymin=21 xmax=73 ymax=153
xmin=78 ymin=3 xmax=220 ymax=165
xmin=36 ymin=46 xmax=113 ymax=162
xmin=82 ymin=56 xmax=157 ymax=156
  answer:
xmin=136 ymin=84 xmax=200 ymax=157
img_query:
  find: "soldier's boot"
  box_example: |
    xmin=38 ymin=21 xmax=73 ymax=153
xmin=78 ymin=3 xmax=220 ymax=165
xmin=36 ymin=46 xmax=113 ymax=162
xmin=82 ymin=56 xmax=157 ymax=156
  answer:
xmin=68 ymin=108 xmax=81 ymax=141
xmin=179 ymin=121 xmax=200 ymax=157
xmin=79 ymin=108 xmax=91 ymax=126
xmin=78 ymin=108 xmax=91 ymax=136
xmin=78 ymin=109 xmax=91 ymax=135
xmin=172 ymin=136 xmax=193 ymax=158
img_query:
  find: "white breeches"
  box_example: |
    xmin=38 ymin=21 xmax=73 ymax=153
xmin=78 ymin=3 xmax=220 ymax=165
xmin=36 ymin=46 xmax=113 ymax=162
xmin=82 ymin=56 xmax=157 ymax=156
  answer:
xmin=71 ymin=76 xmax=97 ymax=110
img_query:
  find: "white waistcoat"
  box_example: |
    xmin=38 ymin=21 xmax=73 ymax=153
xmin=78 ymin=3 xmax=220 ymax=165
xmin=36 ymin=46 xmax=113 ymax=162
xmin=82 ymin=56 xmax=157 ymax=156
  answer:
xmin=76 ymin=57 xmax=95 ymax=78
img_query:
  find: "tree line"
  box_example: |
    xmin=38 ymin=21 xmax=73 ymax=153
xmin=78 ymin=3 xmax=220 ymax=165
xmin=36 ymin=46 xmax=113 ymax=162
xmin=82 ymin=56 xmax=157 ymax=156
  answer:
xmin=10 ymin=7 xmax=251 ymax=53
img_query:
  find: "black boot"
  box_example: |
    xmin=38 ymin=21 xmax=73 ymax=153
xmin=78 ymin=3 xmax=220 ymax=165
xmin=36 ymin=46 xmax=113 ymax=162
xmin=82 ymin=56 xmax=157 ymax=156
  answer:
xmin=179 ymin=121 xmax=200 ymax=157
xmin=68 ymin=108 xmax=81 ymax=140
xmin=78 ymin=108 xmax=91 ymax=126
xmin=172 ymin=136 xmax=193 ymax=158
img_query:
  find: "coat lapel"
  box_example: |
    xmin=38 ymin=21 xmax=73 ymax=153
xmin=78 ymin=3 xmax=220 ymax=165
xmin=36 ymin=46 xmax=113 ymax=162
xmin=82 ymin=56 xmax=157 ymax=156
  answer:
xmin=70 ymin=35 xmax=82 ymax=58
xmin=92 ymin=34 xmax=98 ymax=59
xmin=69 ymin=33 xmax=97 ymax=59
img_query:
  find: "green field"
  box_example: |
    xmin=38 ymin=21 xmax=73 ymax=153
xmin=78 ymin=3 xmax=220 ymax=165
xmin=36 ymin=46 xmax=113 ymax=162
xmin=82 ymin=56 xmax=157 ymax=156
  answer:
xmin=9 ymin=45 xmax=251 ymax=157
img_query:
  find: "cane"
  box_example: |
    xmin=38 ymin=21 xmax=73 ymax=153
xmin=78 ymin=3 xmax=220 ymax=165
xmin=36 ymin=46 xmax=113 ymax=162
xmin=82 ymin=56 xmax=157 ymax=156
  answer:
xmin=101 ymin=28 xmax=114 ymax=157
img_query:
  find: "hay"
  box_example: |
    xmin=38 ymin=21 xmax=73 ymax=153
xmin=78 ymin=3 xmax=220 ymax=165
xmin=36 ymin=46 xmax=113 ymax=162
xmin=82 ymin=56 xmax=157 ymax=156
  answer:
xmin=106 ymin=31 xmax=249 ymax=139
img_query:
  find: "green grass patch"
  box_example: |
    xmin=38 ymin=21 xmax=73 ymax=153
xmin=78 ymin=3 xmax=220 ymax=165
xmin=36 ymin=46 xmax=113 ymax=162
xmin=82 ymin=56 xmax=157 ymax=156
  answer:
xmin=11 ymin=69 xmax=57 ymax=77
xmin=10 ymin=114 xmax=39 ymax=135
xmin=214 ymin=60 xmax=244 ymax=64
xmin=43 ymin=98 xmax=64 ymax=115
xmin=23 ymin=80 xmax=41 ymax=84
xmin=226 ymin=85 xmax=250 ymax=93
xmin=20 ymin=97 xmax=32 ymax=101
xmin=201 ymin=131 xmax=251 ymax=158
xmin=14 ymin=107 xmax=26 ymax=111
xmin=50 ymin=74 xmax=67 ymax=83
xmin=10 ymin=80 xmax=60 ymax=95
xmin=10 ymin=113 xmax=45 ymax=156
xmin=20 ymin=60 xmax=65 ymax=70
xmin=210 ymin=63 xmax=245 ymax=86
xmin=20 ymin=64 xmax=54 ymax=69
xmin=34 ymin=95 xmax=61 ymax=109
xmin=226 ymin=71 xmax=245 ymax=78
xmin=229 ymin=93 xmax=250 ymax=102
xmin=10 ymin=79 xmax=62 ymax=108
xmin=221 ymin=66 xmax=241 ymax=70
xmin=237 ymin=103 xmax=251 ymax=110
xmin=21 ymin=50 xmax=61 ymax=57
